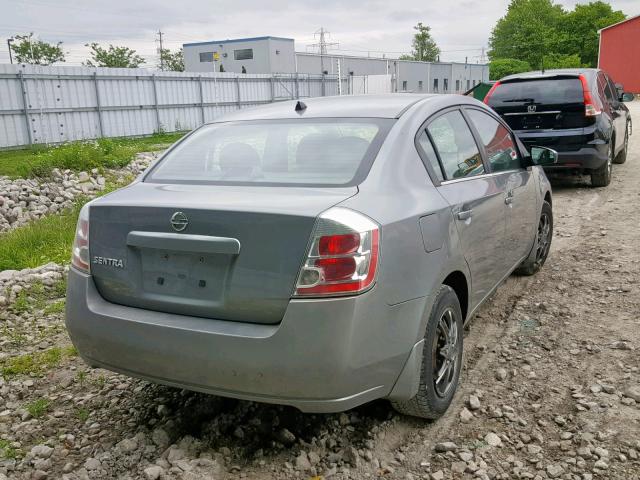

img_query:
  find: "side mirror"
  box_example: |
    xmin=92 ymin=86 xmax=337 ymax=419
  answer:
xmin=621 ymin=92 xmax=635 ymax=102
xmin=530 ymin=146 xmax=558 ymax=166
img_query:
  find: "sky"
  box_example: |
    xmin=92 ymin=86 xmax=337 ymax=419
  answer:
xmin=0 ymin=0 xmax=638 ymax=67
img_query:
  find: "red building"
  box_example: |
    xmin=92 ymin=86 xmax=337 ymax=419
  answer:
xmin=598 ymin=15 xmax=640 ymax=93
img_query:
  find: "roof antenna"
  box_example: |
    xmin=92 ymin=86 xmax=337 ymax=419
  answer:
xmin=295 ymin=100 xmax=307 ymax=114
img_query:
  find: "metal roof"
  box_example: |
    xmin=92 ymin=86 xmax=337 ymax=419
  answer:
xmin=183 ymin=36 xmax=294 ymax=47
xmin=210 ymin=94 xmax=437 ymax=121
xmin=598 ymin=14 xmax=640 ymax=33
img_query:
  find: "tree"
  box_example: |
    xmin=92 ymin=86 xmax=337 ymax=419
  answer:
xmin=489 ymin=0 xmax=566 ymax=70
xmin=405 ymin=23 xmax=440 ymax=62
xmin=489 ymin=58 xmax=531 ymax=80
xmin=160 ymin=48 xmax=184 ymax=72
xmin=10 ymin=33 xmax=65 ymax=65
xmin=542 ymin=53 xmax=583 ymax=70
xmin=84 ymin=43 xmax=145 ymax=68
xmin=562 ymin=2 xmax=625 ymax=67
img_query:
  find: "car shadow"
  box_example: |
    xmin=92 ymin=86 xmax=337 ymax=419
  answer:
xmin=130 ymin=382 xmax=397 ymax=463
xmin=546 ymin=173 xmax=593 ymax=191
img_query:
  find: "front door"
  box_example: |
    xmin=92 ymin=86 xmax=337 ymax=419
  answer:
xmin=465 ymin=107 xmax=538 ymax=268
xmin=422 ymin=108 xmax=509 ymax=307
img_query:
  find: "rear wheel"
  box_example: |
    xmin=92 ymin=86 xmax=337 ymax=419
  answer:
xmin=591 ymin=141 xmax=613 ymax=187
xmin=614 ymin=123 xmax=629 ymax=164
xmin=391 ymin=285 xmax=463 ymax=419
xmin=515 ymin=200 xmax=553 ymax=276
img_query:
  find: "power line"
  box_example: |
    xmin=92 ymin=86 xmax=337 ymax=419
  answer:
xmin=307 ymin=27 xmax=339 ymax=74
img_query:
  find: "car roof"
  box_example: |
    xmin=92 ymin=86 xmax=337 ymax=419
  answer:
xmin=209 ymin=94 xmax=437 ymax=121
xmin=501 ymin=68 xmax=598 ymax=82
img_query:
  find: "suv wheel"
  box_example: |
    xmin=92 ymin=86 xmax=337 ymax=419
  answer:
xmin=591 ymin=141 xmax=613 ymax=187
xmin=614 ymin=123 xmax=629 ymax=165
xmin=391 ymin=285 xmax=463 ymax=419
xmin=515 ymin=200 xmax=553 ymax=276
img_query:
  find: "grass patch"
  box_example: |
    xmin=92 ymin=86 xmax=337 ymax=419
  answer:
xmin=76 ymin=407 xmax=90 ymax=422
xmin=0 ymin=345 xmax=78 ymax=378
xmin=26 ymin=398 xmax=51 ymax=418
xmin=8 ymin=279 xmax=67 ymax=314
xmin=0 ymin=132 xmax=184 ymax=179
xmin=0 ymin=439 xmax=23 ymax=459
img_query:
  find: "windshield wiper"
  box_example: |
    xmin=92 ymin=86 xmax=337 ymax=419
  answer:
xmin=501 ymin=98 xmax=536 ymax=103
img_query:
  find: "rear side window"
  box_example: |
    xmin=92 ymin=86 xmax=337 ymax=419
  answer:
xmin=146 ymin=119 xmax=392 ymax=187
xmin=466 ymin=109 xmax=521 ymax=172
xmin=427 ymin=111 xmax=484 ymax=180
xmin=488 ymin=78 xmax=584 ymax=106
xmin=416 ymin=131 xmax=444 ymax=182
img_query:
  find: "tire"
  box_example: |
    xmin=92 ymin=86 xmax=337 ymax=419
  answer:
xmin=614 ymin=123 xmax=629 ymax=164
xmin=515 ymin=200 xmax=553 ymax=276
xmin=391 ymin=285 xmax=463 ymax=419
xmin=591 ymin=141 xmax=613 ymax=187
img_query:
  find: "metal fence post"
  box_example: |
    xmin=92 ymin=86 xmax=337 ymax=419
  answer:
xmin=269 ymin=76 xmax=274 ymax=103
xmin=295 ymin=73 xmax=300 ymax=99
xmin=198 ymin=76 xmax=205 ymax=124
xmin=151 ymin=74 xmax=161 ymax=132
xmin=321 ymin=74 xmax=325 ymax=97
xmin=93 ymin=72 xmax=104 ymax=137
xmin=235 ymin=76 xmax=241 ymax=109
xmin=18 ymin=71 xmax=33 ymax=146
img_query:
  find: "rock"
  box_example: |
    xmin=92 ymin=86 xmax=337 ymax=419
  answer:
xmin=451 ymin=461 xmax=467 ymax=473
xmin=84 ymin=457 xmax=101 ymax=470
xmin=495 ymin=368 xmax=508 ymax=381
xmin=468 ymin=395 xmax=481 ymax=410
xmin=546 ymin=464 xmax=564 ymax=478
xmin=31 ymin=444 xmax=54 ymax=459
xmin=32 ymin=471 xmax=48 ymax=480
xmin=459 ymin=407 xmax=474 ymax=423
xmin=277 ymin=428 xmax=296 ymax=445
xmin=594 ymin=459 xmax=609 ymax=470
xmin=143 ymin=465 xmax=164 ymax=480
xmin=484 ymin=432 xmax=502 ymax=447
xmin=167 ymin=447 xmax=185 ymax=464
xmin=435 ymin=442 xmax=458 ymax=452
xmin=623 ymin=385 xmax=640 ymax=402
xmin=527 ymin=444 xmax=542 ymax=455
xmin=116 ymin=437 xmax=138 ymax=453
xmin=308 ymin=451 xmax=321 ymax=466
xmin=151 ymin=428 xmax=170 ymax=448
xmin=295 ymin=452 xmax=311 ymax=470
xmin=431 ymin=471 xmax=444 ymax=480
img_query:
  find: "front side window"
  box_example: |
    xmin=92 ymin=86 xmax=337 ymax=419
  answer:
xmin=146 ymin=119 xmax=392 ymax=187
xmin=199 ymin=52 xmax=214 ymax=62
xmin=466 ymin=109 xmax=521 ymax=172
xmin=234 ymin=49 xmax=253 ymax=60
xmin=427 ymin=111 xmax=484 ymax=180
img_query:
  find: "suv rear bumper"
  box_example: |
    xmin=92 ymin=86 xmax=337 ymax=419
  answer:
xmin=65 ymin=268 xmax=426 ymax=413
xmin=542 ymin=146 xmax=609 ymax=171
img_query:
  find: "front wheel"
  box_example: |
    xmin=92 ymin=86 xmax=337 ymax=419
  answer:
xmin=391 ymin=285 xmax=463 ymax=419
xmin=614 ymin=124 xmax=629 ymax=164
xmin=515 ymin=200 xmax=553 ymax=276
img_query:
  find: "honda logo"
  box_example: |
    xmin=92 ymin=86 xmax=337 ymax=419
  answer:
xmin=527 ymin=104 xmax=537 ymax=113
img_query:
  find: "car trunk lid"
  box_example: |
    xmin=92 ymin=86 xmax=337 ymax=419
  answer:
xmin=89 ymin=182 xmax=356 ymax=324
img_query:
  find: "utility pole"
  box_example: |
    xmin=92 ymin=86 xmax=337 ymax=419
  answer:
xmin=157 ymin=30 xmax=164 ymax=70
xmin=308 ymin=27 xmax=338 ymax=74
xmin=7 ymin=38 xmax=14 ymax=64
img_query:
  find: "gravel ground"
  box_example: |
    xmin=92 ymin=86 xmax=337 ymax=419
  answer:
xmin=1 ymin=104 xmax=639 ymax=480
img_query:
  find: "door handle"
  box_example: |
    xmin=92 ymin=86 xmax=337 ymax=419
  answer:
xmin=457 ymin=210 xmax=473 ymax=221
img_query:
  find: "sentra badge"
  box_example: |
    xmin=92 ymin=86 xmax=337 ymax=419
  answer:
xmin=92 ymin=256 xmax=124 ymax=268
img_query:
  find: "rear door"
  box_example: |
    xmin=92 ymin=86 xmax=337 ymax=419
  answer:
xmin=416 ymin=108 xmax=509 ymax=306
xmin=465 ymin=107 xmax=538 ymax=267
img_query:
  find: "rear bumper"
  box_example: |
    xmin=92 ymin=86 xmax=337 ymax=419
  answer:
xmin=544 ymin=146 xmax=609 ymax=171
xmin=65 ymin=268 xmax=426 ymax=413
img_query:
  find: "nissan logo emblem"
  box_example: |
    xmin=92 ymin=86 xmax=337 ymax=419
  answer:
xmin=170 ymin=212 xmax=189 ymax=232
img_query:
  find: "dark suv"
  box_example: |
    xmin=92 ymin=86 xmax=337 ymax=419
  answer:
xmin=485 ymin=68 xmax=633 ymax=187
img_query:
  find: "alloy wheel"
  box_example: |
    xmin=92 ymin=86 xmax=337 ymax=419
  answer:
xmin=432 ymin=307 xmax=459 ymax=398
xmin=535 ymin=212 xmax=552 ymax=264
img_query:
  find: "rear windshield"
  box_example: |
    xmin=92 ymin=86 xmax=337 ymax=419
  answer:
xmin=489 ymin=78 xmax=584 ymax=106
xmin=146 ymin=118 xmax=393 ymax=187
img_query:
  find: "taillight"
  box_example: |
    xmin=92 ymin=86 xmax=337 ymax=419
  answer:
xmin=71 ymin=204 xmax=90 ymax=273
xmin=579 ymin=74 xmax=601 ymax=117
xmin=483 ymin=81 xmax=501 ymax=105
xmin=294 ymin=207 xmax=379 ymax=297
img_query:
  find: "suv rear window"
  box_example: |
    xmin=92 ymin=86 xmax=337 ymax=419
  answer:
xmin=146 ymin=119 xmax=393 ymax=187
xmin=488 ymin=78 xmax=584 ymax=106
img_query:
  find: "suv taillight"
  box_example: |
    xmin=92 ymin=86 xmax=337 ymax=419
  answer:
xmin=71 ymin=204 xmax=90 ymax=273
xmin=294 ymin=207 xmax=379 ymax=297
xmin=483 ymin=81 xmax=501 ymax=105
xmin=579 ymin=74 xmax=601 ymax=117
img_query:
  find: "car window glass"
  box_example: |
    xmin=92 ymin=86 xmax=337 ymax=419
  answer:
xmin=416 ymin=130 xmax=444 ymax=182
xmin=466 ymin=109 xmax=521 ymax=173
xmin=427 ymin=111 xmax=484 ymax=180
xmin=600 ymin=74 xmax=615 ymax=103
xmin=606 ymin=77 xmax=620 ymax=103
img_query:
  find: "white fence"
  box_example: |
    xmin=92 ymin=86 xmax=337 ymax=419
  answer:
xmin=349 ymin=75 xmax=393 ymax=95
xmin=0 ymin=64 xmax=342 ymax=148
